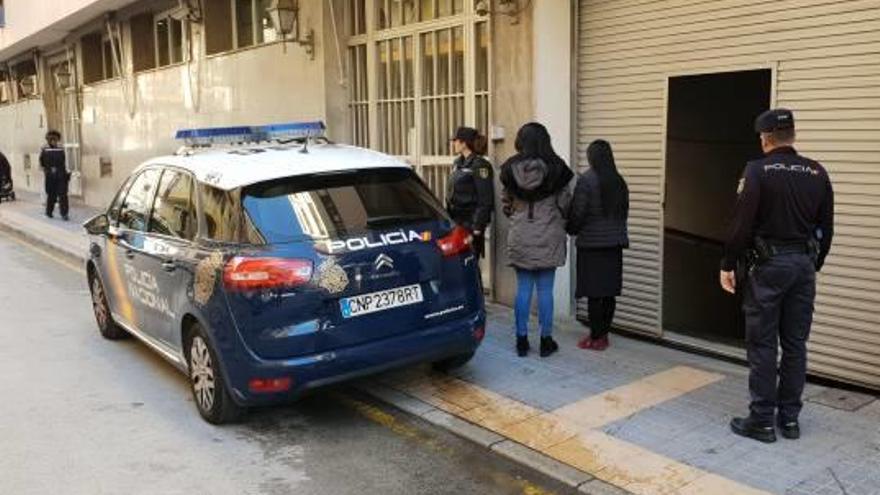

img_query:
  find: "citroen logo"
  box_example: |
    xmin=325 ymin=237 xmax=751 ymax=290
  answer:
xmin=374 ymin=254 xmax=394 ymax=271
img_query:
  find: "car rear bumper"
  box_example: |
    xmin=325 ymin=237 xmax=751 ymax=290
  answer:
xmin=225 ymin=310 xmax=485 ymax=406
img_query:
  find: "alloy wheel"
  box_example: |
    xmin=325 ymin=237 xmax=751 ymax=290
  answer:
xmin=190 ymin=336 xmax=216 ymax=413
xmin=91 ymin=277 xmax=109 ymax=329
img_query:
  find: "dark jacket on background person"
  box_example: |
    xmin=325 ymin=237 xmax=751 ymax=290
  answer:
xmin=501 ymin=157 xmax=574 ymax=270
xmin=567 ymin=169 xmax=629 ymax=248
xmin=446 ymin=153 xmax=495 ymax=232
xmin=39 ymin=145 xmax=69 ymax=192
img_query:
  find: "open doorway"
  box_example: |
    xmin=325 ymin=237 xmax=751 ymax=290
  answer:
xmin=662 ymin=69 xmax=771 ymax=348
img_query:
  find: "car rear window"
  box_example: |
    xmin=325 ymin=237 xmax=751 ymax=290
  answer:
xmin=241 ymin=168 xmax=447 ymax=244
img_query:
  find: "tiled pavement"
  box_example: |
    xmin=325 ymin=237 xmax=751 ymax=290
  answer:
xmin=1 ymin=192 xmax=878 ymax=494
xmin=373 ymin=308 xmax=880 ymax=495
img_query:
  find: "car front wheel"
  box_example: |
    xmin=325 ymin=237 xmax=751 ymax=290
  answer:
xmin=90 ymin=274 xmax=127 ymax=340
xmin=187 ymin=324 xmax=244 ymax=424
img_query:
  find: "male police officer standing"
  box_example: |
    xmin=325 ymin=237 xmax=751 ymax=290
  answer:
xmin=40 ymin=130 xmax=70 ymax=220
xmin=721 ymin=109 xmax=834 ymax=443
xmin=447 ymin=127 xmax=494 ymax=258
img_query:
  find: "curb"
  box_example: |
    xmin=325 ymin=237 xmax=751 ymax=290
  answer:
xmin=0 ymin=213 xmax=630 ymax=494
xmin=0 ymin=211 xmax=87 ymax=266
xmin=355 ymin=381 xmax=631 ymax=494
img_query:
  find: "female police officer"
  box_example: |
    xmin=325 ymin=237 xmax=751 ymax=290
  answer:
xmin=446 ymin=127 xmax=494 ymax=258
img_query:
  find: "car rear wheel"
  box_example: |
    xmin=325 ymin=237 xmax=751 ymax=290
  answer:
xmin=90 ymin=274 xmax=127 ymax=340
xmin=187 ymin=324 xmax=245 ymax=424
xmin=432 ymin=352 xmax=475 ymax=373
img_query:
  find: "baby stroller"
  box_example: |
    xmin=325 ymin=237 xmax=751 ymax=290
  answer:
xmin=0 ymin=176 xmax=14 ymax=203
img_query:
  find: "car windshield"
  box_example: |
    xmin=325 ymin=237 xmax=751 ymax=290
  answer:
xmin=241 ymin=168 xmax=448 ymax=244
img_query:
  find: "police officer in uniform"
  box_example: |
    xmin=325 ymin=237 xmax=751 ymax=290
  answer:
xmin=721 ymin=109 xmax=834 ymax=443
xmin=447 ymin=127 xmax=494 ymax=258
xmin=40 ymin=130 xmax=71 ymax=220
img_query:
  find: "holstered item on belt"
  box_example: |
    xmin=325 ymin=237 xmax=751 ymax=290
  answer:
xmin=736 ymin=237 xmax=772 ymax=286
xmin=806 ymin=237 xmax=820 ymax=267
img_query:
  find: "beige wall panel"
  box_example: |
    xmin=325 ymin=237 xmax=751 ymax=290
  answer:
xmin=577 ymin=0 xmax=880 ymax=387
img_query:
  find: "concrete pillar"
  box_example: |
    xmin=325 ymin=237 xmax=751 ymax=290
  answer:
xmin=532 ymin=0 xmax=574 ymax=318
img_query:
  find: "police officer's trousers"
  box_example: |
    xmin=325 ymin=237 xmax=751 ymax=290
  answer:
xmin=743 ymin=253 xmax=816 ymax=425
xmin=45 ymin=180 xmax=69 ymax=218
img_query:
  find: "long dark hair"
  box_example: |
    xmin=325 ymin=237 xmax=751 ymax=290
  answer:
xmin=500 ymin=122 xmax=573 ymax=200
xmin=587 ymin=140 xmax=628 ymax=218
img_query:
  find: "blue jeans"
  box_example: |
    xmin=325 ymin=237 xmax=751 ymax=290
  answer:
xmin=514 ymin=268 xmax=556 ymax=337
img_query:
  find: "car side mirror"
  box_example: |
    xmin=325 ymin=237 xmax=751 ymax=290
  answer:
xmin=83 ymin=214 xmax=110 ymax=236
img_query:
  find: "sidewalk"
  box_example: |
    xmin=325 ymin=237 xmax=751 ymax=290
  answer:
xmin=2 ymin=193 xmax=878 ymax=495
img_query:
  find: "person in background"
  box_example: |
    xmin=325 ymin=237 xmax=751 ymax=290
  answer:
xmin=500 ymin=122 xmax=574 ymax=358
xmin=567 ymin=140 xmax=629 ymax=351
xmin=446 ymin=126 xmax=494 ymax=258
xmin=40 ymin=130 xmax=70 ymax=220
xmin=0 ymin=150 xmax=11 ymax=187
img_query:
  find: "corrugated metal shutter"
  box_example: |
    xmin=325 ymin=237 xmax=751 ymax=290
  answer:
xmin=576 ymin=0 xmax=880 ymax=387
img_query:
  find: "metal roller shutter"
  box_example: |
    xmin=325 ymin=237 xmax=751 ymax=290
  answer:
xmin=576 ymin=0 xmax=880 ymax=387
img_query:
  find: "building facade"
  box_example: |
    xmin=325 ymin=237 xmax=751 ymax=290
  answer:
xmin=1 ymin=0 xmax=878 ymax=388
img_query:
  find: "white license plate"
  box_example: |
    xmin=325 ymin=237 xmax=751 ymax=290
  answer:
xmin=340 ymin=284 xmax=424 ymax=319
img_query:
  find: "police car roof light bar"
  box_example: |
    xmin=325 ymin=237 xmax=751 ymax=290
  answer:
xmin=174 ymin=121 xmax=327 ymax=149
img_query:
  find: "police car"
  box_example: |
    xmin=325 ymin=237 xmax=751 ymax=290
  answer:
xmin=83 ymin=122 xmax=485 ymax=424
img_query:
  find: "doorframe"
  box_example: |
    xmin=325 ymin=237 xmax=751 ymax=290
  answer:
xmin=657 ymin=62 xmax=779 ymax=338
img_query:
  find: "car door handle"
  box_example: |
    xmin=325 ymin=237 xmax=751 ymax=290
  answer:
xmin=161 ymin=260 xmax=177 ymax=272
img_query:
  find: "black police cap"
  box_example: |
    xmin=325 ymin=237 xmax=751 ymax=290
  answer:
xmin=45 ymin=130 xmax=61 ymax=140
xmin=451 ymin=126 xmax=479 ymax=142
xmin=755 ymin=109 xmax=795 ymax=133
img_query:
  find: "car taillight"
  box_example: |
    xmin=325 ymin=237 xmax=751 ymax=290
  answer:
xmin=473 ymin=325 xmax=485 ymax=342
xmin=437 ymin=226 xmax=473 ymax=257
xmin=223 ymin=257 xmax=313 ymax=291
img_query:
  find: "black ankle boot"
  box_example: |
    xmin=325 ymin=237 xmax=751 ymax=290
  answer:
xmin=516 ymin=336 xmax=530 ymax=357
xmin=540 ymin=336 xmax=559 ymax=357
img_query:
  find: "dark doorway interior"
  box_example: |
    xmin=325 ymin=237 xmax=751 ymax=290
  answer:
xmin=663 ymin=69 xmax=771 ymax=347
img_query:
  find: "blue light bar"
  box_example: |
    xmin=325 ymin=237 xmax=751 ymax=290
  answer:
xmin=174 ymin=121 xmax=326 ymax=147
xmin=260 ymin=121 xmax=326 ymax=140
xmin=175 ymin=125 xmax=257 ymax=146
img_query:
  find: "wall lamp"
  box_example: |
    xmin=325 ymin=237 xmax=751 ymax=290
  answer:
xmin=267 ymin=0 xmax=315 ymax=59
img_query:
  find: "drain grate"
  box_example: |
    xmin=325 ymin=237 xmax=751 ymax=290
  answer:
xmin=806 ymin=388 xmax=877 ymax=412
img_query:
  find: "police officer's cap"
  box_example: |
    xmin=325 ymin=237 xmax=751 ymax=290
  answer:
xmin=755 ymin=109 xmax=795 ymax=133
xmin=451 ymin=126 xmax=479 ymax=143
xmin=45 ymin=130 xmax=61 ymax=140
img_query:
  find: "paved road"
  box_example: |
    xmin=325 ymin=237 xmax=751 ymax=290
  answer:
xmin=0 ymin=231 xmax=572 ymax=495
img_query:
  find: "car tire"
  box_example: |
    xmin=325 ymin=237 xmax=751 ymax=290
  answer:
xmin=186 ymin=324 xmax=245 ymax=425
xmin=89 ymin=273 xmax=127 ymax=340
xmin=432 ymin=352 xmax=475 ymax=373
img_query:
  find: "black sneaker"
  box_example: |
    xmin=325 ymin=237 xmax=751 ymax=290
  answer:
xmin=539 ymin=336 xmax=559 ymax=357
xmin=61 ymin=215 xmax=69 ymax=221
xmin=778 ymin=420 xmax=800 ymax=440
xmin=45 ymin=213 xmax=53 ymax=219
xmin=516 ymin=336 xmax=530 ymax=357
xmin=730 ymin=416 xmax=777 ymax=443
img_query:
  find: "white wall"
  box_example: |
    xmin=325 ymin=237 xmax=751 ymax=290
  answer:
xmin=533 ymin=0 xmax=573 ymax=318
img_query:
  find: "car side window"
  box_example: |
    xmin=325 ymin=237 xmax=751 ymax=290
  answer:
xmin=107 ymin=176 xmax=136 ymax=226
xmin=200 ymin=183 xmax=242 ymax=242
xmin=149 ymin=170 xmax=196 ymax=240
xmin=118 ymin=169 xmax=161 ymax=232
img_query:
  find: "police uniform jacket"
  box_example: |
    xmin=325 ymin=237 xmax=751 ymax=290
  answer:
xmin=446 ymin=153 xmax=495 ymax=232
xmin=39 ymin=145 xmax=69 ymax=186
xmin=722 ymin=146 xmax=834 ymax=272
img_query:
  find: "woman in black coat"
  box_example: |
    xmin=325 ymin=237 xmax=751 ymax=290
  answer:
xmin=567 ymin=140 xmax=629 ymax=351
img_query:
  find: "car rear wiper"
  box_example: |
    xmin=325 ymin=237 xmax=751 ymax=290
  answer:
xmin=366 ymin=214 xmax=435 ymax=227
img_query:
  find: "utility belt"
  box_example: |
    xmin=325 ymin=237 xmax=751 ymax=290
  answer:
xmin=738 ymin=237 xmax=820 ymax=283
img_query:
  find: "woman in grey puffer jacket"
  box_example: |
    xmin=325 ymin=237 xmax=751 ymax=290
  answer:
xmin=567 ymin=140 xmax=629 ymax=351
xmin=500 ymin=123 xmax=574 ymax=358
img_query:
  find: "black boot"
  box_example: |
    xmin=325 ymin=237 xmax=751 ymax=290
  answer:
xmin=539 ymin=336 xmax=559 ymax=357
xmin=516 ymin=336 xmax=530 ymax=357
xmin=730 ymin=416 xmax=776 ymax=443
xmin=778 ymin=419 xmax=800 ymax=440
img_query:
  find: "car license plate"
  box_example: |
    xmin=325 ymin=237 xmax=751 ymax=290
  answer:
xmin=340 ymin=284 xmax=423 ymax=319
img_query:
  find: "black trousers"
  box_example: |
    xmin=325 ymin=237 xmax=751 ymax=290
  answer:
xmin=46 ymin=180 xmax=69 ymax=218
xmin=587 ymin=297 xmax=617 ymax=339
xmin=743 ymin=253 xmax=816 ymax=425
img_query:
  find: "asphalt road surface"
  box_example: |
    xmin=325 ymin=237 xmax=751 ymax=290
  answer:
xmin=0 ymin=230 xmax=572 ymax=495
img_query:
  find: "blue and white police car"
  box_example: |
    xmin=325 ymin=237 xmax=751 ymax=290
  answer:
xmin=83 ymin=122 xmax=485 ymax=424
